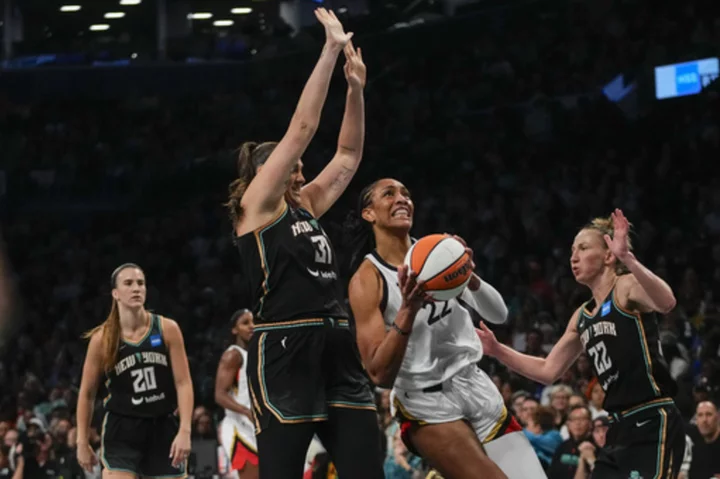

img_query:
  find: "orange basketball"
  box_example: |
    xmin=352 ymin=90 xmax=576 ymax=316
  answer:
xmin=404 ymin=234 xmax=473 ymax=301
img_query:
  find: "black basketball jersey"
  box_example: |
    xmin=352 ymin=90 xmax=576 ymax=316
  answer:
xmin=103 ymin=314 xmax=177 ymax=417
xmin=234 ymin=203 xmax=348 ymax=325
xmin=577 ymin=286 xmax=677 ymax=413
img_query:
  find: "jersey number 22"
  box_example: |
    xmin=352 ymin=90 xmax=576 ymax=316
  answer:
xmin=588 ymin=341 xmax=613 ymax=375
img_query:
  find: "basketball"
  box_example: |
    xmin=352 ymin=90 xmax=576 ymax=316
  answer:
xmin=404 ymin=234 xmax=473 ymax=301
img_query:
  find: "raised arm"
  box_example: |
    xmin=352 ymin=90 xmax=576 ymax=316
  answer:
xmin=242 ymin=9 xmax=352 ymax=216
xmin=604 ymin=209 xmax=676 ymax=313
xmin=477 ymin=308 xmax=584 ymax=385
xmin=214 ymin=348 xmax=253 ymax=419
xmin=302 ymin=43 xmax=366 ymax=218
xmin=349 ymin=261 xmax=425 ymax=388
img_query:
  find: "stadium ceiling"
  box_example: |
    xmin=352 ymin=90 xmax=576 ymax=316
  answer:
xmin=14 ymin=0 xmax=274 ymax=44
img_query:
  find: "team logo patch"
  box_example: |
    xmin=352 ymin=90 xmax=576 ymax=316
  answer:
xmin=601 ymin=301 xmax=611 ymax=317
xmin=150 ymin=334 xmax=162 ymax=347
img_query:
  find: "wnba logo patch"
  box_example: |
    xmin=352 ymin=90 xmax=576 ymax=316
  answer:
xmin=150 ymin=335 xmax=162 ymax=347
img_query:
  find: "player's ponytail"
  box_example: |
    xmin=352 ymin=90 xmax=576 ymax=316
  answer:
xmin=343 ymin=181 xmax=379 ymax=277
xmin=584 ymin=215 xmax=633 ymax=275
xmin=82 ymin=263 xmax=141 ymax=373
xmin=226 ymin=141 xmax=278 ymax=227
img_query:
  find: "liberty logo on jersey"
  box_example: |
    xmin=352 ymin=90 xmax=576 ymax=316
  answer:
xmin=628 ymin=471 xmax=643 ymax=479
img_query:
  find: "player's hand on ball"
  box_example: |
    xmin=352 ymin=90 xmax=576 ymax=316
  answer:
xmin=450 ymin=234 xmax=479 ymax=290
xmin=475 ymin=322 xmax=499 ymax=356
xmin=77 ymin=443 xmax=98 ymax=472
xmin=398 ymin=264 xmax=429 ymax=314
xmin=169 ymin=430 xmax=191 ymax=468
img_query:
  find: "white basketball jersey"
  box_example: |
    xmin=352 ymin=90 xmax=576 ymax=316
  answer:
xmin=365 ymin=251 xmax=484 ymax=391
xmin=224 ymin=344 xmax=251 ymax=423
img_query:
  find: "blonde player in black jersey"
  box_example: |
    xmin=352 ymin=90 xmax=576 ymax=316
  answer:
xmin=225 ymin=8 xmax=382 ymax=479
xmin=477 ymin=210 xmax=685 ymax=478
xmin=76 ymin=263 xmax=193 ymax=478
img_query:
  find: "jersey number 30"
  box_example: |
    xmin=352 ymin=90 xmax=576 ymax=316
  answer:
xmin=131 ymin=367 xmax=157 ymax=394
xmin=588 ymin=341 xmax=613 ymax=375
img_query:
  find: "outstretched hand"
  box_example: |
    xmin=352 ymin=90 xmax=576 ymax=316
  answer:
xmin=343 ymin=41 xmax=366 ymax=90
xmin=604 ymin=208 xmax=631 ymax=262
xmin=475 ymin=322 xmax=500 ymax=356
xmin=314 ymin=8 xmax=353 ymax=50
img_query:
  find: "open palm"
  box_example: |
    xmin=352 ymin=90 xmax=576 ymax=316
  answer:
xmin=604 ymin=208 xmax=631 ymax=261
xmin=343 ymin=41 xmax=366 ymax=89
xmin=314 ymin=8 xmax=353 ymax=49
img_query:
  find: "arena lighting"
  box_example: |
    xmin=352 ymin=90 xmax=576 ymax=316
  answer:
xmin=213 ymin=20 xmax=234 ymax=26
xmin=104 ymin=12 xmax=126 ymax=19
xmin=119 ymin=0 xmax=141 ymax=5
xmin=60 ymin=5 xmax=82 ymax=12
xmin=231 ymin=7 xmax=252 ymax=14
xmin=89 ymin=24 xmax=111 ymax=31
xmin=188 ymin=13 xmax=213 ymax=19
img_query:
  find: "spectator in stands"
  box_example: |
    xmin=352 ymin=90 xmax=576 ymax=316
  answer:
xmin=523 ymin=406 xmax=563 ymax=470
xmin=586 ymin=379 xmax=607 ymax=419
xmin=572 ymin=416 xmax=609 ymax=479
xmin=548 ymin=405 xmax=593 ymax=479
xmin=688 ymin=401 xmax=720 ymax=478
xmin=519 ymin=397 xmax=540 ymax=427
xmin=383 ymin=429 xmax=423 ymax=479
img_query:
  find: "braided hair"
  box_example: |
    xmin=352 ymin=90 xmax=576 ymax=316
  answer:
xmin=342 ymin=180 xmax=381 ymax=278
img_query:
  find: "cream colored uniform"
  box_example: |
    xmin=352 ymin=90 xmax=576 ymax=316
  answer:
xmin=220 ymin=345 xmax=258 ymax=466
xmin=366 ymin=252 xmax=546 ymax=478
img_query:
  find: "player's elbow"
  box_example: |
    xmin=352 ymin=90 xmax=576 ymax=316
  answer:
xmin=657 ymin=296 xmax=677 ymax=314
xmin=367 ymin=366 xmax=394 ymax=389
xmin=541 ymin=363 xmax=565 ymax=386
xmin=486 ymin=306 xmax=508 ymax=325
xmin=288 ymin=117 xmax=318 ymax=143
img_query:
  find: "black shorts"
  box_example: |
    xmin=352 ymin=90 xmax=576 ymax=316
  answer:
xmin=101 ymin=411 xmax=187 ymax=478
xmin=247 ymin=318 xmax=376 ymax=431
xmin=592 ymin=401 xmax=685 ymax=479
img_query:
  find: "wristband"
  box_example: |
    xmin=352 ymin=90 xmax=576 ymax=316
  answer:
xmin=391 ymin=322 xmax=410 ymax=336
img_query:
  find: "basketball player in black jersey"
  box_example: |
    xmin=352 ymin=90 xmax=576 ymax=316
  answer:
xmin=477 ymin=209 xmax=685 ymax=478
xmin=224 ymin=8 xmax=382 ymax=479
xmin=76 ymin=263 xmax=193 ymax=478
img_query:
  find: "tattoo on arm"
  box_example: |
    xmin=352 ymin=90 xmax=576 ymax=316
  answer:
xmin=329 ymin=165 xmax=355 ymax=192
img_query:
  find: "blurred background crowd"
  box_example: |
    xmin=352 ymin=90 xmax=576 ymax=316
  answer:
xmin=1 ymin=0 xmax=720 ymax=477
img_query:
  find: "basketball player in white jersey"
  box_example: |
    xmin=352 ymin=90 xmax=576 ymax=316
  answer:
xmin=346 ymin=178 xmax=546 ymax=479
xmin=215 ymin=309 xmax=258 ymax=479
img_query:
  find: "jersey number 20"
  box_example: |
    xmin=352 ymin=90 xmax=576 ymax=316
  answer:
xmin=131 ymin=367 xmax=157 ymax=394
xmin=588 ymin=341 xmax=613 ymax=375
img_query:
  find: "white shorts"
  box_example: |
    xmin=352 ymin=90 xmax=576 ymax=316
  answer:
xmin=393 ymin=364 xmax=547 ymax=479
xmin=220 ymin=415 xmax=258 ymax=471
xmin=393 ymin=364 xmax=505 ymax=442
